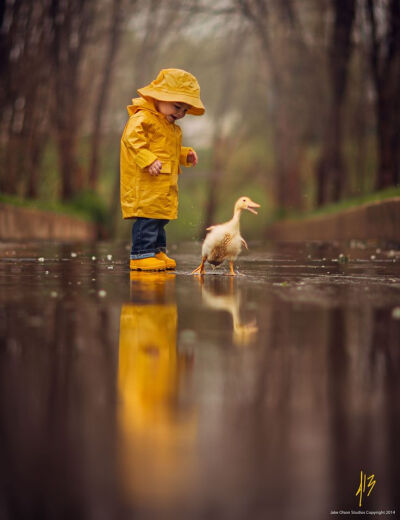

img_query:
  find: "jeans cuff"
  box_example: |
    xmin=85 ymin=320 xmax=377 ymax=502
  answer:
xmin=130 ymin=252 xmax=156 ymax=259
xmin=155 ymin=247 xmax=166 ymax=253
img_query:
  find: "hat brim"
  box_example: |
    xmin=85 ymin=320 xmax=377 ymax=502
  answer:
xmin=137 ymin=86 xmax=205 ymax=116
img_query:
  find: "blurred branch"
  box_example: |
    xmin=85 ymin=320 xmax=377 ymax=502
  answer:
xmin=88 ymin=0 xmax=127 ymax=190
xmin=202 ymin=23 xmax=247 ymax=232
xmin=177 ymin=0 xmax=236 ymax=15
xmin=276 ymin=0 xmax=297 ymax=28
xmin=235 ymin=0 xmax=305 ymax=211
xmin=50 ymin=0 xmax=97 ymax=200
xmin=131 ymin=0 xmax=189 ymax=84
xmin=316 ymin=0 xmax=356 ymax=205
xmin=386 ymin=0 xmax=400 ymax=66
xmin=366 ymin=0 xmax=381 ymax=89
xmin=236 ymin=0 xmax=274 ymax=68
xmin=0 ymin=0 xmax=52 ymax=196
xmin=365 ymin=0 xmax=400 ymax=188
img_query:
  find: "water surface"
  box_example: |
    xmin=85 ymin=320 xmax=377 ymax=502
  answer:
xmin=0 ymin=240 xmax=399 ymax=519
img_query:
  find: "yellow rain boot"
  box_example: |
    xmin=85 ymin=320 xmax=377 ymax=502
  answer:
xmin=155 ymin=251 xmax=176 ymax=270
xmin=130 ymin=256 xmax=166 ymax=271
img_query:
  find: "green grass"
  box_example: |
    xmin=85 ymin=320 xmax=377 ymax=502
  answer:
xmin=278 ymin=186 xmax=400 ymax=222
xmin=0 ymin=192 xmax=108 ymax=224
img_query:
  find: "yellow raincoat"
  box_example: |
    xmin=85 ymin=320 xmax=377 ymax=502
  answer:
xmin=120 ymin=69 xmax=205 ymax=220
xmin=118 ymin=273 xmax=197 ymax=506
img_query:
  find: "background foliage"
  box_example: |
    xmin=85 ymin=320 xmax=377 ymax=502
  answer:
xmin=1 ymin=0 xmax=399 ymax=241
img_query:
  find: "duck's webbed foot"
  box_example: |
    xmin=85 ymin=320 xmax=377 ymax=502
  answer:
xmin=228 ymin=261 xmax=236 ymax=276
xmin=191 ymin=256 xmax=207 ymax=275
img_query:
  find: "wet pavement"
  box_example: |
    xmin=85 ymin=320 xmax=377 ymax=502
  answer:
xmin=0 ymin=239 xmax=399 ymax=519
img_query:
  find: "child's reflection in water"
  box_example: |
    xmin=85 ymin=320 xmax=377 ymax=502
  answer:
xmin=118 ymin=272 xmax=196 ymax=509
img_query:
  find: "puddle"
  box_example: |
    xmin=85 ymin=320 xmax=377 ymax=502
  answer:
xmin=0 ymin=240 xmax=399 ymax=518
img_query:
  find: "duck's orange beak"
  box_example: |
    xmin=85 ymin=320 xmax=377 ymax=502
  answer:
xmin=246 ymin=200 xmax=261 ymax=215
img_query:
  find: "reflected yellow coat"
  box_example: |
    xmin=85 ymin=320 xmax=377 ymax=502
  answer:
xmin=120 ymin=98 xmax=194 ymax=220
xmin=118 ymin=303 xmax=197 ymax=504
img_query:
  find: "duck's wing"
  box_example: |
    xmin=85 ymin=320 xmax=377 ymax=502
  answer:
xmin=241 ymin=237 xmax=248 ymax=250
xmin=208 ymin=231 xmax=234 ymax=264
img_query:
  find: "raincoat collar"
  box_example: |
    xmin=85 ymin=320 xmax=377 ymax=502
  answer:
xmin=127 ymin=97 xmax=159 ymax=117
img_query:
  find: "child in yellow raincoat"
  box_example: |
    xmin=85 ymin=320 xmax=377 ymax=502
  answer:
xmin=120 ymin=68 xmax=205 ymax=271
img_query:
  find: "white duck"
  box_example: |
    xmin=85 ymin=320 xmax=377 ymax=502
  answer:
xmin=191 ymin=196 xmax=260 ymax=276
xmin=199 ymin=278 xmax=258 ymax=346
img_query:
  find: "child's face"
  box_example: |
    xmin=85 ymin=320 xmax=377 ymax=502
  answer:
xmin=155 ymin=101 xmax=191 ymax=123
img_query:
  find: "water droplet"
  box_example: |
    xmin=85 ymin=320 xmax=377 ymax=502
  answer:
xmin=338 ymin=253 xmax=349 ymax=264
xmin=98 ymin=290 xmax=106 ymax=298
xmin=180 ymin=329 xmax=197 ymax=342
xmin=391 ymin=307 xmax=400 ymax=319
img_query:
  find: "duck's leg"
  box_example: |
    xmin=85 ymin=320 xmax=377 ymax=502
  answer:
xmin=228 ymin=261 xmax=236 ymax=276
xmin=191 ymin=256 xmax=207 ymax=275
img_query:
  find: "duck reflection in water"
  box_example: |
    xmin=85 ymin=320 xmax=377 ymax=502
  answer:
xmin=118 ymin=272 xmax=196 ymax=511
xmin=196 ymin=276 xmax=258 ymax=346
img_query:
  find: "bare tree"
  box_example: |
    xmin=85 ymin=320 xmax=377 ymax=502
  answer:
xmin=316 ymin=0 xmax=356 ymax=205
xmin=87 ymin=0 xmax=126 ymax=190
xmin=0 ymin=0 xmax=9 ymax=109
xmin=366 ymin=0 xmax=400 ymax=189
xmin=49 ymin=0 xmax=96 ymax=200
xmin=236 ymin=0 xmax=305 ymax=214
xmin=0 ymin=0 xmax=52 ymax=196
xmin=202 ymin=25 xmax=246 ymax=232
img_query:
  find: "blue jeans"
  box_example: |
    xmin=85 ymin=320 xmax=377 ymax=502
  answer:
xmin=130 ymin=218 xmax=169 ymax=259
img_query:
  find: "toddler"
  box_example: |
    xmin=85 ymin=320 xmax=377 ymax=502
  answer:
xmin=120 ymin=68 xmax=205 ymax=271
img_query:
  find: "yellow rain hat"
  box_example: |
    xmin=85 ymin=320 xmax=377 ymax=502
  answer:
xmin=137 ymin=68 xmax=205 ymax=116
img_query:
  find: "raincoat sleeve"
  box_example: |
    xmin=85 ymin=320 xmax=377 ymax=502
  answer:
xmin=180 ymin=146 xmax=195 ymax=167
xmin=124 ymin=113 xmax=159 ymax=169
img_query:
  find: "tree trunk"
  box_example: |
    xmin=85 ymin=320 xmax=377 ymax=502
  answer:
xmin=57 ymin=131 xmax=80 ymax=200
xmin=375 ymin=4 xmax=400 ymax=190
xmin=88 ymin=0 xmax=124 ymax=190
xmin=366 ymin=0 xmax=400 ymax=190
xmin=376 ymin=93 xmax=400 ymax=189
xmin=50 ymin=0 xmax=95 ymax=201
xmin=237 ymin=0 xmax=303 ymax=215
xmin=203 ymin=139 xmax=226 ymax=232
xmin=26 ymin=134 xmax=47 ymax=198
xmin=316 ymin=0 xmax=356 ymax=206
xmin=203 ymin=27 xmax=244 ymax=232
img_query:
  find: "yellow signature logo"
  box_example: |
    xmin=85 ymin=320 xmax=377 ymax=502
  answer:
xmin=355 ymin=470 xmax=376 ymax=507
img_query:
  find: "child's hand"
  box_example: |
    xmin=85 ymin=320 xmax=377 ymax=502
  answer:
xmin=187 ymin=150 xmax=198 ymax=166
xmin=147 ymin=159 xmax=162 ymax=176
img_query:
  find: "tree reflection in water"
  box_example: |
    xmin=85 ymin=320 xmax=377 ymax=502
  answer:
xmin=0 ymin=242 xmax=399 ymax=518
